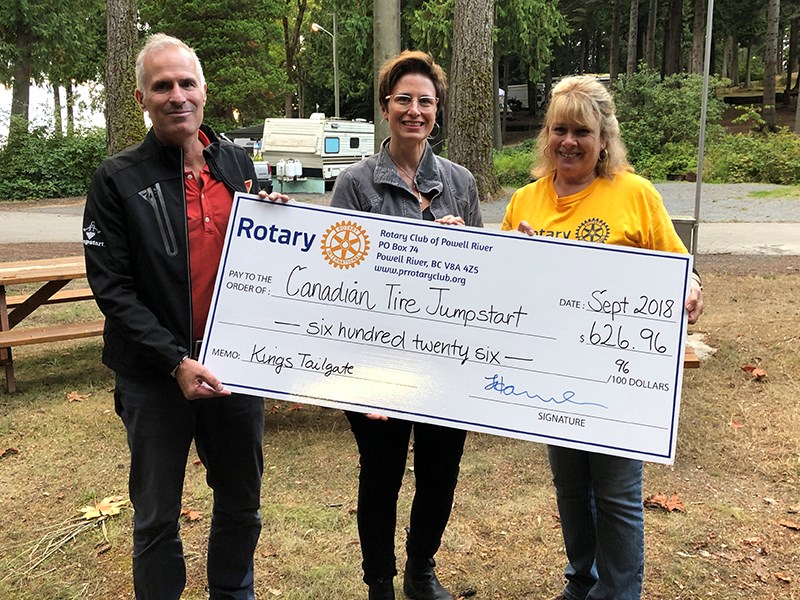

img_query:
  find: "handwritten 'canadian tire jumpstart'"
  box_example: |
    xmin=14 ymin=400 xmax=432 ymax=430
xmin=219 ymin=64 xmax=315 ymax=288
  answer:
xmin=202 ymin=194 xmax=693 ymax=464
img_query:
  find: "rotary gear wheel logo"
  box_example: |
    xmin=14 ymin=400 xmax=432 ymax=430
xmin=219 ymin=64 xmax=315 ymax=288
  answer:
xmin=575 ymin=218 xmax=610 ymax=243
xmin=321 ymin=221 xmax=371 ymax=269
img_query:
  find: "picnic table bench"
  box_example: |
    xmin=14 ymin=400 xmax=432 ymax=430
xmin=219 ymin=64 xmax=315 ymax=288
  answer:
xmin=0 ymin=255 xmax=103 ymax=393
xmin=0 ymin=255 xmax=701 ymax=393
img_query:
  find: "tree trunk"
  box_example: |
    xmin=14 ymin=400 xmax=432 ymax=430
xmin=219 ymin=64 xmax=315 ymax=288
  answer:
xmin=8 ymin=30 xmax=32 ymax=147
xmin=627 ymin=0 xmax=640 ymax=75
xmin=610 ymin=0 xmax=621 ymax=80
xmin=105 ymin=0 xmax=146 ymax=156
xmin=544 ymin=64 xmax=553 ymax=109
xmin=502 ymin=55 xmax=511 ymax=145
xmin=450 ymin=0 xmax=499 ymax=201
xmin=785 ymin=17 xmax=797 ymax=106
xmin=374 ymin=0 xmax=400 ymax=143
xmin=689 ymin=0 xmax=705 ymax=74
xmin=731 ymin=33 xmax=740 ymax=86
xmin=580 ymin=28 xmax=589 ymax=73
xmin=493 ymin=45 xmax=502 ymax=150
xmin=283 ymin=0 xmax=308 ymax=118
xmin=663 ymin=0 xmax=683 ymax=75
xmin=795 ymin=61 xmax=800 ymax=132
xmin=745 ymin=45 xmax=752 ymax=88
xmin=53 ymin=84 xmax=63 ymax=136
xmin=722 ymin=36 xmax=732 ymax=79
xmin=66 ymin=81 xmax=75 ymax=135
xmin=645 ymin=0 xmax=657 ymax=69
xmin=762 ymin=0 xmax=780 ymax=131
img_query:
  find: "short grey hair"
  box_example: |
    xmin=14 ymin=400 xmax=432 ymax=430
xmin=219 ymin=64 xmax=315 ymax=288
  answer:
xmin=135 ymin=33 xmax=205 ymax=93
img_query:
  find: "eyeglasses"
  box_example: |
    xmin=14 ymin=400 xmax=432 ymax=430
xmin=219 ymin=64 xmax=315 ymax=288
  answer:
xmin=385 ymin=94 xmax=439 ymax=109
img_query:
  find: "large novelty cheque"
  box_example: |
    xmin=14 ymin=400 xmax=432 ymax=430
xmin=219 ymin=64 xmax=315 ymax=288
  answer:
xmin=202 ymin=193 xmax=694 ymax=464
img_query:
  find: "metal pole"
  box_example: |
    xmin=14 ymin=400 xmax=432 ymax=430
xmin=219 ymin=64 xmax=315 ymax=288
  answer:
xmin=333 ymin=13 xmax=340 ymax=118
xmin=693 ymin=0 xmax=715 ymax=255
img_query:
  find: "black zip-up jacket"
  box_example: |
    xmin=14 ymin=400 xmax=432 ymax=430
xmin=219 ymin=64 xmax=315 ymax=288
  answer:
xmin=83 ymin=125 xmax=257 ymax=378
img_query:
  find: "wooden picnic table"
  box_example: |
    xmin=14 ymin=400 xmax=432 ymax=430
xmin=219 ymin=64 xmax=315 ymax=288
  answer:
xmin=0 ymin=255 xmax=102 ymax=393
xmin=0 ymin=255 xmax=700 ymax=393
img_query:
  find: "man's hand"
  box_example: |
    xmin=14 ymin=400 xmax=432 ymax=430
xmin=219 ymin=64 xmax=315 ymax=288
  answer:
xmin=257 ymin=190 xmax=292 ymax=203
xmin=174 ymin=358 xmax=231 ymax=400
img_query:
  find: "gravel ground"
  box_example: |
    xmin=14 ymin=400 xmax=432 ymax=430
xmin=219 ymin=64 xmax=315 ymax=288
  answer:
xmin=292 ymin=181 xmax=800 ymax=224
xmin=3 ymin=181 xmax=800 ymax=224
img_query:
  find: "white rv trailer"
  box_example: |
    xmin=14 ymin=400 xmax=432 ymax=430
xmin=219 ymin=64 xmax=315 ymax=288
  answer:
xmin=260 ymin=113 xmax=374 ymax=180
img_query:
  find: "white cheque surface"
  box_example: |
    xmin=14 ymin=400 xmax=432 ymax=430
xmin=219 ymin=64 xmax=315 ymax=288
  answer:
xmin=202 ymin=194 xmax=693 ymax=464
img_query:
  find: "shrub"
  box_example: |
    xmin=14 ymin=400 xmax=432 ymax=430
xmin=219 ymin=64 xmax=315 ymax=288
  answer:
xmin=705 ymin=129 xmax=800 ymax=184
xmin=0 ymin=128 xmax=106 ymax=201
xmin=634 ymin=141 xmax=698 ymax=181
xmin=614 ymin=70 xmax=725 ymax=170
xmin=493 ymin=142 xmax=535 ymax=188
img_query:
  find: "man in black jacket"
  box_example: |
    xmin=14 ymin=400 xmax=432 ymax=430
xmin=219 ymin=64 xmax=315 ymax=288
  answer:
xmin=83 ymin=33 xmax=287 ymax=599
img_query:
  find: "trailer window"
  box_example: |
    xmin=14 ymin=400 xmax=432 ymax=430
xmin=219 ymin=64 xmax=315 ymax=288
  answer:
xmin=350 ymin=138 xmax=360 ymax=149
xmin=324 ymin=137 xmax=340 ymax=154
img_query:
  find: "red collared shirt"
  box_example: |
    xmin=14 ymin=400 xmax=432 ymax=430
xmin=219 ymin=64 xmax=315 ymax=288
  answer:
xmin=185 ymin=129 xmax=232 ymax=339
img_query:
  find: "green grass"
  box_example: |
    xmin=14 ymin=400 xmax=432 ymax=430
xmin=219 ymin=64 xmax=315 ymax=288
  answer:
xmin=1 ymin=271 xmax=799 ymax=598
xmin=748 ymin=186 xmax=800 ymax=199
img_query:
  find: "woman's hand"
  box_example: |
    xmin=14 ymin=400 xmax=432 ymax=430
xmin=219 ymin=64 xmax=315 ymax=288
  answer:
xmin=517 ymin=220 xmax=535 ymax=236
xmin=685 ymin=278 xmax=704 ymax=324
xmin=435 ymin=214 xmax=465 ymax=226
xmin=258 ymin=190 xmax=292 ymax=203
xmin=365 ymin=413 xmax=389 ymax=421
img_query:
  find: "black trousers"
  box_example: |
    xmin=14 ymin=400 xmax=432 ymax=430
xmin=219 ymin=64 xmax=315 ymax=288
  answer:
xmin=345 ymin=411 xmax=467 ymax=585
xmin=115 ymin=373 xmax=264 ymax=600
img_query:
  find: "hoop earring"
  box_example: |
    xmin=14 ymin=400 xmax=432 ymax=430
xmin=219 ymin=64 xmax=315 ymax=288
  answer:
xmin=598 ymin=148 xmax=608 ymax=162
xmin=428 ymin=122 xmax=441 ymax=140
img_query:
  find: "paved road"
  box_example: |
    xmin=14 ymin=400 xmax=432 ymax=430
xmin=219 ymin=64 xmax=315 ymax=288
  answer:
xmin=1 ymin=182 xmax=799 ymax=255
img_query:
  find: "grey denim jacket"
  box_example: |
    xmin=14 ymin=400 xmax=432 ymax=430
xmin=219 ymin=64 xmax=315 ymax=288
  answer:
xmin=330 ymin=138 xmax=484 ymax=228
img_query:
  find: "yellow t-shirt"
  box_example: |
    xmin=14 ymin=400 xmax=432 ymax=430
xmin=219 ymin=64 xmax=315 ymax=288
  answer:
xmin=501 ymin=171 xmax=687 ymax=253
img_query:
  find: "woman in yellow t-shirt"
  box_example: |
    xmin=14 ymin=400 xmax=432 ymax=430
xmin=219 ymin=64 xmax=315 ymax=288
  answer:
xmin=502 ymin=75 xmax=703 ymax=600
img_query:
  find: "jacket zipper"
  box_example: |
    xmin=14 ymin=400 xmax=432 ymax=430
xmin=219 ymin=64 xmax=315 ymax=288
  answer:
xmin=180 ymin=147 xmax=194 ymax=348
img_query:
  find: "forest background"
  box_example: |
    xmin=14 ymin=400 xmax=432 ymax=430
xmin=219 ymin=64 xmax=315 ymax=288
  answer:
xmin=3 ymin=0 xmax=800 ymax=202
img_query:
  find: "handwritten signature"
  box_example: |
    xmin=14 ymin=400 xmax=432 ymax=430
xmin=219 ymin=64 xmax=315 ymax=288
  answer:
xmin=483 ymin=374 xmax=608 ymax=409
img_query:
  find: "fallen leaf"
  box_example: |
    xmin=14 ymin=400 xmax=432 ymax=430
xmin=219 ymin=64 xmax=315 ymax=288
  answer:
xmin=644 ymin=493 xmax=686 ymax=513
xmin=180 ymin=508 xmax=203 ymax=522
xmin=741 ymin=364 xmax=767 ymax=380
xmin=79 ymin=496 xmax=129 ymax=520
xmin=0 ymin=447 xmax=19 ymax=459
xmin=741 ymin=537 xmax=763 ymax=546
xmin=66 ymin=390 xmax=91 ymax=402
xmin=267 ymin=588 xmax=283 ymax=596
xmin=773 ymin=572 xmax=792 ymax=583
xmin=730 ymin=418 xmax=743 ymax=430
xmin=95 ymin=542 xmax=112 ymax=556
xmin=288 ymin=403 xmax=303 ymax=412
xmin=192 ymin=458 xmax=202 ymax=466
xmin=778 ymin=520 xmax=800 ymax=531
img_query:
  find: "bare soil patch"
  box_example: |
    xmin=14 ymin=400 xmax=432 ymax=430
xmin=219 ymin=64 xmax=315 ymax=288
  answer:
xmin=0 ymin=239 xmax=798 ymax=599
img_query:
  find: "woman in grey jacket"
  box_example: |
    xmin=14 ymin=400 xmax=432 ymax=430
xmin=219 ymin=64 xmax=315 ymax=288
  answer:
xmin=331 ymin=50 xmax=482 ymax=600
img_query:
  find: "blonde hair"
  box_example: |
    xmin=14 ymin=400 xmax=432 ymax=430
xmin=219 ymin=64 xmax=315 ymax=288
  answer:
xmin=136 ymin=33 xmax=205 ymax=94
xmin=533 ymin=75 xmax=632 ymax=180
